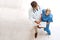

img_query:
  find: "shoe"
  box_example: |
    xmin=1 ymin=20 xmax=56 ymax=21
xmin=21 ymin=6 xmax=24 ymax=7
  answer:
xmin=35 ymin=32 xmax=37 ymax=38
xmin=44 ymin=28 xmax=51 ymax=35
xmin=47 ymin=32 xmax=51 ymax=35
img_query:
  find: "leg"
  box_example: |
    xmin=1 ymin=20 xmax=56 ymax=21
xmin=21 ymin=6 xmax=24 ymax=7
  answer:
xmin=44 ymin=23 xmax=51 ymax=35
xmin=34 ymin=26 xmax=37 ymax=38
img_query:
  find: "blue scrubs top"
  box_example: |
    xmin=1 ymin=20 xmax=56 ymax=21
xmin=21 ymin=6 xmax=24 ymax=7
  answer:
xmin=41 ymin=9 xmax=53 ymax=22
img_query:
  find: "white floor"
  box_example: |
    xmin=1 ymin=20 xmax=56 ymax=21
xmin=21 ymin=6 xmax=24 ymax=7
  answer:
xmin=0 ymin=0 xmax=60 ymax=40
xmin=0 ymin=8 xmax=59 ymax=40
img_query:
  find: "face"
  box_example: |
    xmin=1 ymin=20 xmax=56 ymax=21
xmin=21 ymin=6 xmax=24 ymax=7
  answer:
xmin=33 ymin=6 xmax=38 ymax=10
xmin=46 ymin=11 xmax=50 ymax=16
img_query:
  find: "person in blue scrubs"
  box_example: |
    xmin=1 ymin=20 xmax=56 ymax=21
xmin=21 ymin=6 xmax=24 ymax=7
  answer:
xmin=41 ymin=9 xmax=53 ymax=35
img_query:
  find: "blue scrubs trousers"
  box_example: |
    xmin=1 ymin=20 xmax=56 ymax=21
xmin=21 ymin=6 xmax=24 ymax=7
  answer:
xmin=44 ymin=23 xmax=51 ymax=35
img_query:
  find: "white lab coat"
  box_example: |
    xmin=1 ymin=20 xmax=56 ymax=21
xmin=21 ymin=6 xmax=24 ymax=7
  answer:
xmin=29 ymin=7 xmax=46 ymax=27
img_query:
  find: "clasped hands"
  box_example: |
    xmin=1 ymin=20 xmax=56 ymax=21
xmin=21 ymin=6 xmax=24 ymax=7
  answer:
xmin=34 ymin=20 xmax=41 ymax=24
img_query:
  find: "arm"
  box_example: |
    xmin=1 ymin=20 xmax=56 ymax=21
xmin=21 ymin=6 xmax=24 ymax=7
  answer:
xmin=29 ymin=9 xmax=36 ymax=22
xmin=29 ymin=9 xmax=41 ymax=24
xmin=40 ymin=14 xmax=42 ymax=22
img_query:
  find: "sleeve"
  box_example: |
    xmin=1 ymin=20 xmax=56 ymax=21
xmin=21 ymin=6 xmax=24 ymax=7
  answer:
xmin=29 ymin=9 xmax=36 ymax=22
xmin=48 ymin=14 xmax=53 ymax=22
xmin=42 ymin=9 xmax=46 ymax=14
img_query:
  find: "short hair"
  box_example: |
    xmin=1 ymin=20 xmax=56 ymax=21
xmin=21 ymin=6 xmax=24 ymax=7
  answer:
xmin=31 ymin=1 xmax=37 ymax=8
xmin=46 ymin=9 xmax=51 ymax=13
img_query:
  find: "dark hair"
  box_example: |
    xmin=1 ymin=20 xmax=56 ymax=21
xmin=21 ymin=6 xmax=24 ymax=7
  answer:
xmin=31 ymin=1 xmax=37 ymax=8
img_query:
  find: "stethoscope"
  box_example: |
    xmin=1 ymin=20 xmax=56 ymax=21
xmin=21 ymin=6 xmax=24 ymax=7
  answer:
xmin=33 ymin=5 xmax=40 ymax=13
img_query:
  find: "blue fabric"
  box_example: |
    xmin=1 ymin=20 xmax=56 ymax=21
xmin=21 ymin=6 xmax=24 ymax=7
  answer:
xmin=41 ymin=9 xmax=53 ymax=35
xmin=44 ymin=23 xmax=51 ymax=35
xmin=41 ymin=9 xmax=53 ymax=22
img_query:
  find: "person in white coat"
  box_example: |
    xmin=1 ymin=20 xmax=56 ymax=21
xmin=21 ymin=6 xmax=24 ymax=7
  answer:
xmin=29 ymin=1 xmax=46 ymax=38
